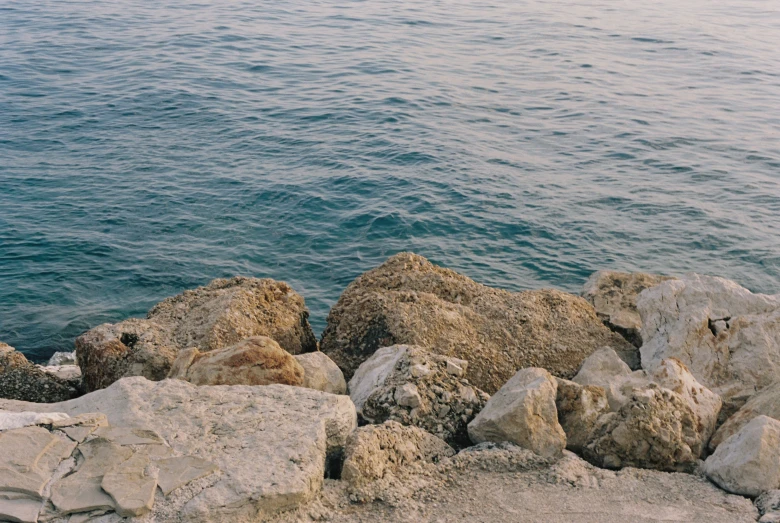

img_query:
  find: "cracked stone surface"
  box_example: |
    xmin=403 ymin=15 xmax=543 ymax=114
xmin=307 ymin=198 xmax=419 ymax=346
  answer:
xmin=101 ymin=452 xmax=158 ymax=517
xmin=156 ymin=456 xmax=220 ymax=496
xmin=0 ymin=426 xmax=76 ymax=498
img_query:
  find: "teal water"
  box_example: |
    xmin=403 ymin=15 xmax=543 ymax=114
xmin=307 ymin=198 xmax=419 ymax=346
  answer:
xmin=1 ymin=0 xmax=779 ymax=361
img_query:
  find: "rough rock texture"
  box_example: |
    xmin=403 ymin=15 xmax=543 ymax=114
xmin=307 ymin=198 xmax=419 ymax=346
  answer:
xmin=321 ymin=253 xmax=636 ymax=394
xmin=269 ymin=444 xmax=758 ymax=523
xmin=76 ymin=277 xmax=317 ymax=392
xmin=711 ymin=381 xmax=780 ymax=451
xmin=348 ymin=345 xmax=489 ymax=448
xmin=555 ymin=378 xmax=609 ymax=453
xmin=757 ymin=491 xmax=780 ymax=523
xmin=0 ymin=343 xmax=81 ymax=403
xmin=468 ymin=368 xmax=566 ymax=457
xmin=704 ymin=415 xmax=780 ymax=497
xmin=638 ymin=273 xmax=780 ymax=400
xmin=167 ymin=336 xmax=305 ymax=387
xmin=572 ymin=347 xmax=649 ymax=411
xmin=0 ymin=410 xmax=69 ymax=431
xmin=342 ymin=421 xmax=454 ymax=501
xmin=581 ymin=270 xmax=675 ymax=348
xmin=47 ymin=351 xmax=77 ymax=366
xmin=583 ymin=385 xmax=703 ymax=471
xmin=0 ymin=377 xmax=357 ymax=522
xmin=295 ymin=352 xmax=347 ymax=394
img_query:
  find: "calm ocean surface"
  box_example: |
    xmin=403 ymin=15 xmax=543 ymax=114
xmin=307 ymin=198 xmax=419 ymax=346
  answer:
xmin=1 ymin=0 xmax=779 ymax=361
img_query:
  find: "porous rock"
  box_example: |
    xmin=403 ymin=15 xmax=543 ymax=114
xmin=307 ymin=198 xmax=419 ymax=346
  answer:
xmin=710 ymin=381 xmax=780 ymax=451
xmin=76 ymin=277 xmax=317 ymax=392
xmin=321 ymin=253 xmax=637 ymax=393
xmin=468 ymin=368 xmax=566 ymax=457
xmin=0 ymin=376 xmax=357 ymax=522
xmin=703 ymin=415 xmax=780 ymax=497
xmin=167 ymin=336 xmax=304 ymax=387
xmin=294 ymin=351 xmax=347 ymax=394
xmin=583 ymin=385 xmax=703 ymax=471
xmin=341 ymin=421 xmax=454 ymax=500
xmin=554 ymin=378 xmax=609 ymax=453
xmin=757 ymin=491 xmax=780 ymax=522
xmin=0 ymin=343 xmax=81 ymax=403
xmin=349 ymin=345 xmax=489 ymax=448
xmin=638 ymin=273 xmax=780 ymax=400
xmin=581 ymin=270 xmax=675 ymax=348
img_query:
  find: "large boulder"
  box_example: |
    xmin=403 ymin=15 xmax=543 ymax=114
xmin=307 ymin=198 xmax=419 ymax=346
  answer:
xmin=341 ymin=421 xmax=454 ymax=502
xmin=0 ymin=343 xmax=81 ymax=403
xmin=467 ymin=368 xmax=566 ymax=457
xmin=582 ymin=270 xmax=675 ymax=348
xmin=554 ymin=378 xmax=609 ymax=453
xmin=348 ymin=345 xmax=488 ymax=448
xmin=572 ymin=347 xmax=650 ymax=411
xmin=76 ymin=277 xmax=317 ymax=392
xmin=0 ymin=377 xmax=357 ymax=522
xmin=637 ymin=274 xmax=780 ymax=400
xmin=167 ymin=336 xmax=305 ymax=387
xmin=294 ymin=352 xmax=347 ymax=394
xmin=321 ymin=253 xmax=636 ymax=394
xmin=583 ymin=384 xmax=703 ymax=471
xmin=704 ymin=415 xmax=780 ymax=497
xmin=710 ymin=381 xmax=780 ymax=451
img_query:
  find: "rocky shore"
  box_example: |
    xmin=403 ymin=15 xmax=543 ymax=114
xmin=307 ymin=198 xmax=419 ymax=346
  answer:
xmin=1 ymin=252 xmax=779 ymax=522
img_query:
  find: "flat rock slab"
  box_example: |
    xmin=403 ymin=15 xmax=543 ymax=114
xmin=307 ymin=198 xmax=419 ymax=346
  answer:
xmin=93 ymin=426 xmax=164 ymax=446
xmin=0 ymin=426 xmax=76 ymax=497
xmin=102 ymin=452 xmax=158 ymax=517
xmin=156 ymin=456 xmax=220 ymax=496
xmin=0 ymin=495 xmax=41 ymax=523
xmin=0 ymin=377 xmax=357 ymax=522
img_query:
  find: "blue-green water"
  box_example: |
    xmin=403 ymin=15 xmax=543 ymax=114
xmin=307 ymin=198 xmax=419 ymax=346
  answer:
xmin=2 ymin=0 xmax=779 ymax=361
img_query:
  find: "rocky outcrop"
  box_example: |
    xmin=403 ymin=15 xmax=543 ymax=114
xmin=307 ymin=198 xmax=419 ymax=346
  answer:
xmin=348 ymin=345 xmax=488 ymax=448
xmin=704 ymin=415 xmax=780 ymax=497
xmin=76 ymin=277 xmax=317 ymax=392
xmin=0 ymin=376 xmax=357 ymax=522
xmin=321 ymin=253 xmax=637 ymax=394
xmin=468 ymin=368 xmax=566 ymax=457
xmin=710 ymin=381 xmax=780 ymax=451
xmin=554 ymin=378 xmax=609 ymax=453
xmin=582 ymin=384 xmax=703 ymax=471
xmin=0 ymin=342 xmax=81 ymax=403
xmin=341 ymin=421 xmax=454 ymax=502
xmin=294 ymin=352 xmax=347 ymax=394
xmin=637 ymin=274 xmax=780 ymax=400
xmin=581 ymin=270 xmax=675 ymax=348
xmin=167 ymin=336 xmax=305 ymax=387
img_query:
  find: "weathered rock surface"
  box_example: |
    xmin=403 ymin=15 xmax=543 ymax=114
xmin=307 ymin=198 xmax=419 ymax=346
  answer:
xmin=704 ymin=415 xmax=780 ymax=497
xmin=710 ymin=381 xmax=780 ymax=451
xmin=0 ymin=410 xmax=69 ymax=431
xmin=349 ymin=345 xmax=489 ymax=448
xmin=0 ymin=425 xmax=76 ymax=498
xmin=47 ymin=351 xmax=77 ymax=366
xmin=0 ymin=377 xmax=357 ymax=522
xmin=0 ymin=343 xmax=81 ymax=403
xmin=294 ymin=352 xmax=347 ymax=394
xmin=342 ymin=421 xmax=454 ymax=501
xmin=156 ymin=456 xmax=220 ymax=496
xmin=321 ymin=253 xmax=637 ymax=394
xmin=554 ymin=378 xmax=609 ymax=453
xmin=101 ymin=451 xmax=159 ymax=517
xmin=76 ymin=277 xmax=317 ymax=392
xmin=581 ymin=270 xmax=675 ymax=348
xmin=583 ymin=385 xmax=702 ymax=471
xmin=572 ymin=347 xmax=649 ymax=411
xmin=638 ymin=273 xmax=780 ymax=400
xmin=167 ymin=336 xmax=305 ymax=387
xmin=468 ymin=368 xmax=565 ymax=457
xmin=757 ymin=491 xmax=780 ymax=523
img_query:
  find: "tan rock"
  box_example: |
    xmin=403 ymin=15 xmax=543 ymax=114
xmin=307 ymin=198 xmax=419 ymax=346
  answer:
xmin=101 ymin=451 xmax=157 ymax=517
xmin=76 ymin=277 xmax=317 ymax=392
xmin=341 ymin=421 xmax=454 ymax=500
xmin=321 ymin=253 xmax=637 ymax=394
xmin=581 ymin=270 xmax=675 ymax=348
xmin=156 ymin=456 xmax=219 ymax=496
xmin=349 ymin=345 xmax=489 ymax=448
xmin=0 ymin=495 xmax=41 ymax=523
xmin=555 ymin=378 xmax=609 ymax=453
xmin=0 ymin=426 xmax=76 ymax=498
xmin=710 ymin=381 xmax=780 ymax=451
xmin=0 ymin=343 xmax=80 ymax=403
xmin=0 ymin=410 xmax=69 ymax=431
xmin=572 ymin=347 xmax=648 ymax=411
xmin=468 ymin=368 xmax=566 ymax=457
xmin=294 ymin=352 xmax=346 ymax=394
xmin=168 ymin=336 xmax=304 ymax=387
xmin=704 ymin=415 xmax=780 ymax=497
xmin=93 ymin=426 xmax=165 ymax=446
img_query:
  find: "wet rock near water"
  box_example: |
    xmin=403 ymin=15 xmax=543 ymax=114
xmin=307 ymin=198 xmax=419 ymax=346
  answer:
xmin=0 ymin=343 xmax=81 ymax=403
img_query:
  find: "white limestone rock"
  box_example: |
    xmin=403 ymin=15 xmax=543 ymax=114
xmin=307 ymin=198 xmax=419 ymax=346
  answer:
xmin=637 ymin=274 xmax=780 ymax=400
xmin=572 ymin=347 xmax=649 ymax=411
xmin=467 ymin=368 xmax=566 ymax=457
xmin=704 ymin=415 xmax=780 ymax=497
xmin=0 ymin=410 xmax=69 ymax=432
xmin=0 ymin=376 xmax=357 ymax=522
xmin=46 ymin=351 xmax=77 ymax=366
xmin=294 ymin=352 xmax=347 ymax=394
xmin=710 ymin=381 xmax=780 ymax=451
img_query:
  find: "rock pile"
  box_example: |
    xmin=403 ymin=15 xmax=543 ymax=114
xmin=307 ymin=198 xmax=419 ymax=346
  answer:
xmin=321 ymin=253 xmax=637 ymax=394
xmin=348 ymin=345 xmax=489 ymax=448
xmin=0 ymin=343 xmax=81 ymax=403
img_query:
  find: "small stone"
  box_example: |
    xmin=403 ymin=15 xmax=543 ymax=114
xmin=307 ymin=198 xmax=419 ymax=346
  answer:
xmin=155 ymin=456 xmax=220 ymax=496
xmin=410 ymin=364 xmax=431 ymax=378
xmin=395 ymin=383 xmax=422 ymax=408
xmin=446 ymin=359 xmax=467 ymax=377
